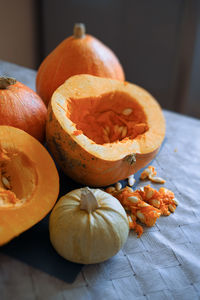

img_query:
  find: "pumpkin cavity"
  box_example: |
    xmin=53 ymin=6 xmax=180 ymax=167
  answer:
xmin=67 ymin=91 xmax=149 ymax=145
xmin=0 ymin=148 xmax=37 ymax=208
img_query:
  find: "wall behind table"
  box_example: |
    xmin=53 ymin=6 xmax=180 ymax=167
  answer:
xmin=0 ymin=0 xmax=38 ymax=70
xmin=39 ymin=0 xmax=200 ymax=118
xmin=0 ymin=0 xmax=200 ymax=118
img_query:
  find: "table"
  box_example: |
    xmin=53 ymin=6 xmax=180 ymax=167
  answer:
xmin=0 ymin=60 xmax=200 ymax=300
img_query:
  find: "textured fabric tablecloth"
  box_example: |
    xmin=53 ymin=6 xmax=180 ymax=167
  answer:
xmin=0 ymin=60 xmax=200 ymax=300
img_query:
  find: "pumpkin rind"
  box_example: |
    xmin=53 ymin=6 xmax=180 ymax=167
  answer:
xmin=49 ymin=188 xmax=129 ymax=264
xmin=36 ymin=24 xmax=125 ymax=106
xmin=0 ymin=126 xmax=59 ymax=246
xmin=0 ymin=78 xmax=47 ymax=142
xmin=46 ymin=74 xmax=165 ymax=187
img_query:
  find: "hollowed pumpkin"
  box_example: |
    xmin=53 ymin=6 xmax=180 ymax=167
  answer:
xmin=0 ymin=126 xmax=59 ymax=246
xmin=46 ymin=74 xmax=165 ymax=186
xmin=36 ymin=23 xmax=125 ymax=106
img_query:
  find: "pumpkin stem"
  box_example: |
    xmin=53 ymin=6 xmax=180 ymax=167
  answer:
xmin=0 ymin=77 xmax=16 ymax=89
xmin=80 ymin=187 xmax=99 ymax=213
xmin=125 ymin=154 xmax=136 ymax=165
xmin=73 ymin=23 xmax=86 ymax=39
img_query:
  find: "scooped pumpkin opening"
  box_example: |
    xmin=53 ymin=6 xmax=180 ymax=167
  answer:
xmin=0 ymin=148 xmax=37 ymax=208
xmin=67 ymin=91 xmax=149 ymax=145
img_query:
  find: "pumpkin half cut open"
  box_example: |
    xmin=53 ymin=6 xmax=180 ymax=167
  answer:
xmin=0 ymin=126 xmax=59 ymax=246
xmin=46 ymin=75 xmax=165 ymax=186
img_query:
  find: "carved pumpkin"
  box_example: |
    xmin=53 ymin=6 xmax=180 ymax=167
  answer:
xmin=49 ymin=187 xmax=129 ymax=264
xmin=36 ymin=23 xmax=125 ymax=106
xmin=0 ymin=126 xmax=59 ymax=246
xmin=46 ymin=74 xmax=165 ymax=187
xmin=0 ymin=77 xmax=47 ymax=142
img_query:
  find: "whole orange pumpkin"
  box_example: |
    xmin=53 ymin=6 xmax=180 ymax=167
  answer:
xmin=36 ymin=23 xmax=125 ymax=106
xmin=0 ymin=76 xmax=47 ymax=142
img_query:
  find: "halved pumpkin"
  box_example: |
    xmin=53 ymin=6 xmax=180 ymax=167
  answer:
xmin=46 ymin=74 xmax=165 ymax=186
xmin=0 ymin=126 xmax=59 ymax=246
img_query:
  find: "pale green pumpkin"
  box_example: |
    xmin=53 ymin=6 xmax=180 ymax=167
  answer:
xmin=49 ymin=187 xmax=129 ymax=264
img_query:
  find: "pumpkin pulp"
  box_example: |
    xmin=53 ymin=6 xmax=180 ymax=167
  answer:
xmin=0 ymin=126 xmax=59 ymax=246
xmin=68 ymin=91 xmax=149 ymax=145
xmin=0 ymin=148 xmax=37 ymax=208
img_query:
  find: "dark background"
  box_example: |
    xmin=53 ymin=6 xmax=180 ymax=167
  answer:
xmin=1 ymin=0 xmax=200 ymax=118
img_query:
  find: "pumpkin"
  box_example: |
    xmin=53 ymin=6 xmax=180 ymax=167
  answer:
xmin=49 ymin=187 xmax=129 ymax=264
xmin=36 ymin=23 xmax=125 ymax=106
xmin=0 ymin=126 xmax=59 ymax=246
xmin=0 ymin=76 xmax=47 ymax=142
xmin=46 ymin=74 xmax=165 ymax=187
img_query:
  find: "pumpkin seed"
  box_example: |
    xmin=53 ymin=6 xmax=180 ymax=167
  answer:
xmin=149 ymin=175 xmax=166 ymax=184
xmin=140 ymin=166 xmax=156 ymax=180
xmin=151 ymin=199 xmax=160 ymax=208
xmin=103 ymin=128 xmax=108 ymax=136
xmin=115 ymin=182 xmax=122 ymax=191
xmin=138 ymin=202 xmax=149 ymax=207
xmin=128 ymin=175 xmax=135 ymax=186
xmin=136 ymin=211 xmax=145 ymax=222
xmin=104 ymin=126 xmax=110 ymax=135
xmin=138 ymin=187 xmax=144 ymax=192
xmin=140 ymin=168 xmax=151 ymax=179
xmin=127 ymin=215 xmax=133 ymax=223
xmin=114 ymin=124 xmax=120 ymax=134
xmin=127 ymin=196 xmax=139 ymax=204
xmin=174 ymin=198 xmax=179 ymax=206
xmin=169 ymin=204 xmax=176 ymax=213
xmin=163 ymin=210 xmax=171 ymax=216
xmin=126 ymin=186 xmax=134 ymax=192
xmin=121 ymin=126 xmax=127 ymax=138
xmin=144 ymin=187 xmax=154 ymax=199
xmin=122 ymin=108 xmax=132 ymax=116
xmin=106 ymin=186 xmax=116 ymax=193
xmin=2 ymin=176 xmax=11 ymax=189
xmin=118 ymin=126 xmax=124 ymax=134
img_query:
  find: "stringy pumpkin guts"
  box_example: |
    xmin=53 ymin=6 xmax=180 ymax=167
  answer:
xmin=68 ymin=91 xmax=149 ymax=145
xmin=106 ymin=185 xmax=178 ymax=237
xmin=0 ymin=148 xmax=36 ymax=208
xmin=140 ymin=165 xmax=166 ymax=184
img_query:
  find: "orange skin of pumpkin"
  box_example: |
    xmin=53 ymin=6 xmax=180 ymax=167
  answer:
xmin=0 ymin=81 xmax=47 ymax=142
xmin=0 ymin=126 xmax=59 ymax=246
xmin=36 ymin=34 xmax=125 ymax=106
xmin=46 ymin=75 xmax=165 ymax=187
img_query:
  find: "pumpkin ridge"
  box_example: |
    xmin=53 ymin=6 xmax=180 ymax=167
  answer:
xmin=96 ymin=205 xmax=129 ymax=224
xmin=94 ymin=209 xmax=127 ymax=248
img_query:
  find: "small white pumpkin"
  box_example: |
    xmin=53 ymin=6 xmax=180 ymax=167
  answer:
xmin=49 ymin=187 xmax=129 ymax=264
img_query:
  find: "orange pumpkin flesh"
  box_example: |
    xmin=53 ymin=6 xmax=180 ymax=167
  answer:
xmin=36 ymin=23 xmax=125 ymax=106
xmin=46 ymin=74 xmax=165 ymax=187
xmin=0 ymin=77 xmax=47 ymax=142
xmin=0 ymin=126 xmax=59 ymax=246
